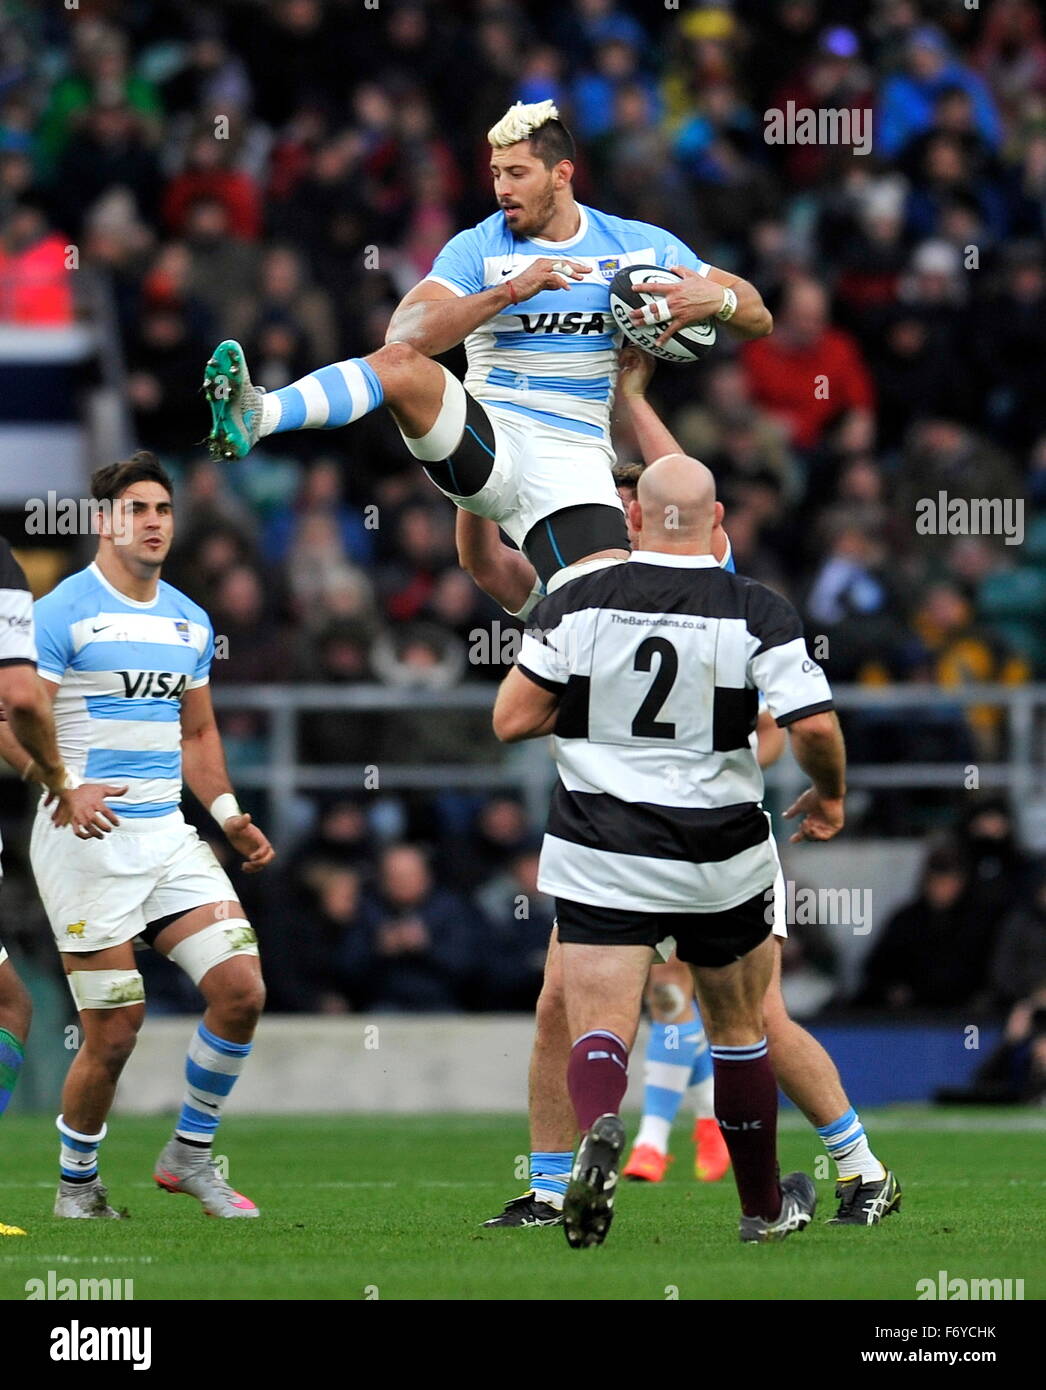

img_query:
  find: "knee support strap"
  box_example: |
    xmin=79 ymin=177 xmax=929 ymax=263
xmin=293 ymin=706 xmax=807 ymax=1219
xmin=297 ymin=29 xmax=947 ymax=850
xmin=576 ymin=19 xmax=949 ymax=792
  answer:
xmin=399 ymin=365 xmax=469 ymax=462
xmin=67 ymin=969 xmax=145 ymax=1011
xmin=166 ymin=918 xmax=259 ymax=987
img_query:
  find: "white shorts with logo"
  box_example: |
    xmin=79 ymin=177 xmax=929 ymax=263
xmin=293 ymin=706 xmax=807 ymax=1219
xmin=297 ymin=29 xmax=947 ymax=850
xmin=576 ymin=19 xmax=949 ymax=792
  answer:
xmin=443 ymin=401 xmax=622 ymax=550
xmin=30 ymin=808 xmax=236 ymax=954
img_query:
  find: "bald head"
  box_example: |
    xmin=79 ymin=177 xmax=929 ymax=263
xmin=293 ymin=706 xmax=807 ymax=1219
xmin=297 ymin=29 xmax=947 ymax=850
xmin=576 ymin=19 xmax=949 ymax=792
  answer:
xmin=630 ymin=452 xmax=722 ymax=553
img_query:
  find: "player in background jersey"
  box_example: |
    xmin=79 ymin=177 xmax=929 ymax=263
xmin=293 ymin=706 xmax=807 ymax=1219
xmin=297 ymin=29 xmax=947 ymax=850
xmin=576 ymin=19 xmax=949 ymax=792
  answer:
xmin=0 ymin=537 xmax=124 ymax=1235
xmin=200 ymin=99 xmax=771 ymax=608
xmin=0 ymin=455 xmax=274 ymax=1220
xmin=464 ymin=351 xmax=899 ymax=1229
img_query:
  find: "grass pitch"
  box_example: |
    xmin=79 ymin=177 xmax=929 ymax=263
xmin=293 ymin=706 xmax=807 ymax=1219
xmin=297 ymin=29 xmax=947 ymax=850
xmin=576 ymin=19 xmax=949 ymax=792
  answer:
xmin=1 ymin=1110 xmax=1042 ymax=1301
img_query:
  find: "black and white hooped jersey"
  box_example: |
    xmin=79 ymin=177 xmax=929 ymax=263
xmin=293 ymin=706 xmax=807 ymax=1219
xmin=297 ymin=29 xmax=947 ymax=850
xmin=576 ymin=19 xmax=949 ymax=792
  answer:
xmin=0 ymin=537 xmax=37 ymax=868
xmin=517 ymin=551 xmax=834 ymax=913
xmin=0 ymin=538 xmax=37 ymax=670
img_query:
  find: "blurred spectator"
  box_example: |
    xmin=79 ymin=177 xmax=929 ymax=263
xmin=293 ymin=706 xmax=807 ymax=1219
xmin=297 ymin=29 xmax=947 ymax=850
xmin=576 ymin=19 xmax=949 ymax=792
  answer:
xmin=910 ymin=583 xmax=1029 ymax=757
xmin=37 ymin=23 xmax=161 ymax=173
xmin=573 ymin=38 xmax=656 ymax=141
xmin=0 ymin=194 xmax=72 ymax=324
xmin=959 ymin=798 xmax=1034 ymax=931
xmin=333 ymin=844 xmax=481 ymax=1011
xmin=208 ymin=563 xmax=295 ymax=686
xmin=991 ymin=861 xmax=1046 ymax=1009
xmin=162 ymin=127 xmax=262 ymax=241
xmin=125 ymin=301 xmax=209 ymax=454
xmin=877 ymin=26 xmax=1002 ymax=160
xmin=55 ymin=100 xmax=163 ymax=237
xmin=855 ymin=842 xmax=998 ymax=1009
xmin=978 ymin=242 xmax=1046 ymax=451
xmin=477 ymin=842 xmax=556 ymax=1010
xmin=740 ymin=277 xmax=876 ymax=455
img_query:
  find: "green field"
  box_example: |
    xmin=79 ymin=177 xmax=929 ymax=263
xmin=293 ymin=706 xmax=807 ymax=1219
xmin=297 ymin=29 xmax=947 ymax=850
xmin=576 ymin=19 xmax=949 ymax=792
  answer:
xmin=1 ymin=1111 xmax=1043 ymax=1301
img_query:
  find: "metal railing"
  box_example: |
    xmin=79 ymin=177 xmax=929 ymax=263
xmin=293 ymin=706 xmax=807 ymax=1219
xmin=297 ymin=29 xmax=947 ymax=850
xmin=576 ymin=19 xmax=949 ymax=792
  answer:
xmin=211 ymin=681 xmax=1046 ymax=847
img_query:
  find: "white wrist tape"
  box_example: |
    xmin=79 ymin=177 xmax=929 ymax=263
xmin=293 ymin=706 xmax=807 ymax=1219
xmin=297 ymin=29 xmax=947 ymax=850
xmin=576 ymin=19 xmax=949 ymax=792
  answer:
xmin=715 ymin=285 xmax=738 ymax=321
xmin=506 ymin=581 xmax=545 ymax=622
xmin=210 ymin=793 xmax=241 ymax=826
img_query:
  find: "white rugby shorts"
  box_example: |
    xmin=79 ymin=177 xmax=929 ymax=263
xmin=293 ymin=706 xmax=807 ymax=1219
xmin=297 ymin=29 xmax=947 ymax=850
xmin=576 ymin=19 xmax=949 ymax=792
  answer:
xmin=438 ymin=402 xmax=623 ymax=550
xmin=30 ymin=808 xmax=236 ymax=953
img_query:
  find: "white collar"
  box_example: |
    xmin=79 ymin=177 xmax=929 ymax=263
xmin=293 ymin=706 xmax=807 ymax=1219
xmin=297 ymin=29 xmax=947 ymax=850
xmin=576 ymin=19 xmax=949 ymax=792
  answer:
xmin=525 ymin=204 xmax=590 ymax=251
xmin=628 ymin=551 xmax=720 ymax=568
xmin=89 ymin=561 xmax=159 ymax=609
xmin=545 ymin=556 xmax=624 ymax=594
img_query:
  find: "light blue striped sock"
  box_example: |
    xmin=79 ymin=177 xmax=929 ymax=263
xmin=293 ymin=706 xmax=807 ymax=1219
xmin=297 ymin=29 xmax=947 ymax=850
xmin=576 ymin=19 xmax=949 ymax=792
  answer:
xmin=685 ymin=1023 xmax=716 ymax=1118
xmin=261 ymin=358 xmax=384 ymax=435
xmin=175 ymin=1023 xmax=253 ymax=1146
xmin=0 ymin=1028 xmax=23 ymax=1118
xmin=633 ymin=1019 xmax=702 ymax=1153
xmin=816 ymin=1106 xmax=884 ymax=1182
xmin=57 ymin=1114 xmax=106 ymax=1183
xmin=531 ymin=1151 xmax=572 ymax=1208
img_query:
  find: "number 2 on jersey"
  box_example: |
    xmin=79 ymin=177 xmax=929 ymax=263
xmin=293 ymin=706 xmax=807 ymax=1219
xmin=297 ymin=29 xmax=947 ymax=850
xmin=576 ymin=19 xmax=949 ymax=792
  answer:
xmin=631 ymin=636 xmax=678 ymax=739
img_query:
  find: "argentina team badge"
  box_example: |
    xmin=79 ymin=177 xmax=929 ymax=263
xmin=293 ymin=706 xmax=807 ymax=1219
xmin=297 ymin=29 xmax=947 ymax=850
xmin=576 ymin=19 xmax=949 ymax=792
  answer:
xmin=598 ymin=257 xmax=621 ymax=282
xmin=174 ymin=620 xmax=190 ymax=642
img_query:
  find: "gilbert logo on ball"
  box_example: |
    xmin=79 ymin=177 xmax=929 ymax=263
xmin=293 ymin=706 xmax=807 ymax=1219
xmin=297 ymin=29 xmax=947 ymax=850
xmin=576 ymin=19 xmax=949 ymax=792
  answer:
xmin=609 ymin=265 xmax=717 ymax=364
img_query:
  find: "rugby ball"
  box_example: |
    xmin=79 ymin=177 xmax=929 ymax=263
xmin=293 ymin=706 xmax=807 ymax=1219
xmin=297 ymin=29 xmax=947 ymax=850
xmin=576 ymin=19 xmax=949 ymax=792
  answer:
xmin=609 ymin=264 xmax=717 ymax=364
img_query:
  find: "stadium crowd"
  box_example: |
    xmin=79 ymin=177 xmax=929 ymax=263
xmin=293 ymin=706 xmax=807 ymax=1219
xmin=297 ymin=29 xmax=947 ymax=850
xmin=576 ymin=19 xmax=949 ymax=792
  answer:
xmin=0 ymin=0 xmax=1043 ymax=1025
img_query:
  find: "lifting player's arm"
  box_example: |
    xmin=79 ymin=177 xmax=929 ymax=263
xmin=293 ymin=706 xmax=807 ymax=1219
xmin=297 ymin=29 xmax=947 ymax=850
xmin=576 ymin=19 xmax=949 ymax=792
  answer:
xmin=179 ymin=684 xmax=275 ymax=873
xmin=386 ymin=256 xmax=590 ymax=358
xmin=455 ymin=511 xmax=539 ymax=616
xmin=615 ymin=346 xmax=731 ymax=567
xmin=630 ymin=264 xmax=773 ymax=347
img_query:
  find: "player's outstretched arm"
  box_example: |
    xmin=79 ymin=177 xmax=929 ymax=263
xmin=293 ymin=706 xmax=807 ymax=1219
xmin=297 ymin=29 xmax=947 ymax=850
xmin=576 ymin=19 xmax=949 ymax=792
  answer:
xmin=783 ymin=711 xmax=846 ymax=843
xmin=386 ymin=258 xmax=589 ymax=358
xmin=616 ymin=346 xmax=680 ymax=462
xmin=616 ymin=346 xmax=731 ymax=567
xmin=180 ymin=685 xmax=275 ymax=873
xmin=455 ymin=511 xmax=540 ymax=616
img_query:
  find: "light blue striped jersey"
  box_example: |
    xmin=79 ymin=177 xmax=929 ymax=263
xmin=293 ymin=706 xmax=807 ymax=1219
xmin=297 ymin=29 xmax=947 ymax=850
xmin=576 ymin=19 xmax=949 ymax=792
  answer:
xmin=34 ymin=563 xmax=213 ymax=818
xmin=426 ymin=204 xmax=708 ymax=439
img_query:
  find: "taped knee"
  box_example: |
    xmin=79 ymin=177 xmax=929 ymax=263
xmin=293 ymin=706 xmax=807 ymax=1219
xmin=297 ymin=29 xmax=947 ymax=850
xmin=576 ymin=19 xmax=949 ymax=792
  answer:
xmin=166 ymin=919 xmax=259 ymax=987
xmin=67 ymin=970 xmax=145 ymax=1011
xmin=651 ymin=981 xmax=689 ymax=1021
xmin=399 ymin=365 xmax=469 ymax=463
